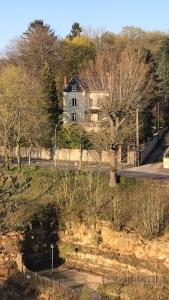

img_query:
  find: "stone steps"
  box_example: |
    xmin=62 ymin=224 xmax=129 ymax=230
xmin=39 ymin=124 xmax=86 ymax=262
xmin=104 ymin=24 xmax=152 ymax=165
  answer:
xmin=61 ymin=249 xmax=166 ymax=286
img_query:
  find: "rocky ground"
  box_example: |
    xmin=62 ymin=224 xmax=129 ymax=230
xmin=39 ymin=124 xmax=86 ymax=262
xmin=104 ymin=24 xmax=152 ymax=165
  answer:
xmin=1 ymin=225 xmax=169 ymax=299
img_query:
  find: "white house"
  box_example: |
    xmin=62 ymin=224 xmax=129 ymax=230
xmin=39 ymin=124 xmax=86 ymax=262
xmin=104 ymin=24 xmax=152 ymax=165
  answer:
xmin=63 ymin=76 xmax=108 ymax=132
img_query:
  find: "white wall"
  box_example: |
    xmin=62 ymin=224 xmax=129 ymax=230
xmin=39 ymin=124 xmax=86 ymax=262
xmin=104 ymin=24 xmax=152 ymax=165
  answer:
xmin=63 ymin=91 xmax=108 ymax=129
xmin=0 ymin=146 xmax=135 ymax=165
xmin=63 ymin=91 xmax=86 ymax=123
xmin=54 ymin=148 xmax=135 ymax=165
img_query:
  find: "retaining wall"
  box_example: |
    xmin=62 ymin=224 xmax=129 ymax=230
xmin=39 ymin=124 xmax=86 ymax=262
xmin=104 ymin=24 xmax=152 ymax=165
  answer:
xmin=16 ymin=253 xmax=79 ymax=300
xmin=0 ymin=146 xmax=136 ymax=166
xmin=0 ymin=127 xmax=167 ymax=166
xmin=140 ymin=127 xmax=167 ymax=164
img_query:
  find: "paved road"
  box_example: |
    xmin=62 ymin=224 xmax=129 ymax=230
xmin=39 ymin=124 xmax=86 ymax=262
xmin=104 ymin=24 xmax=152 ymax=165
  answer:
xmin=118 ymin=133 xmax=169 ymax=180
xmin=6 ymin=132 xmax=169 ymax=180
xmin=33 ymin=159 xmax=169 ymax=180
xmin=21 ymin=159 xmax=111 ymax=174
xmin=40 ymin=266 xmax=105 ymax=299
xmin=118 ymin=163 xmax=169 ymax=179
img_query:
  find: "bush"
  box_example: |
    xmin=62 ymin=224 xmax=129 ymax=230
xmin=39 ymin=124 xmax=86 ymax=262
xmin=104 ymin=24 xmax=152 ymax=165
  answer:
xmin=136 ymin=181 xmax=166 ymax=238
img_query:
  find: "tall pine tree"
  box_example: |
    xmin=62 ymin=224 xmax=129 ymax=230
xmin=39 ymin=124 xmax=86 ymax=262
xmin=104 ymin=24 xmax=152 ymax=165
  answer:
xmin=156 ymin=38 xmax=169 ymax=98
xmin=41 ymin=62 xmax=59 ymax=127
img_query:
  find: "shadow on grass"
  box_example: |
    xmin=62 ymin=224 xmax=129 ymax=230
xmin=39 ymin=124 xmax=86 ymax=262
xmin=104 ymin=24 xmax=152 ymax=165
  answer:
xmin=0 ymin=271 xmax=39 ymax=300
xmin=20 ymin=203 xmax=64 ymax=272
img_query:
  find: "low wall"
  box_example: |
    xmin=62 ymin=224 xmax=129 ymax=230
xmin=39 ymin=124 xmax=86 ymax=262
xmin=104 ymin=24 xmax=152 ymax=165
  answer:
xmin=54 ymin=148 xmax=135 ymax=165
xmin=4 ymin=135 xmax=166 ymax=167
xmin=56 ymin=149 xmax=102 ymax=163
xmin=163 ymin=147 xmax=169 ymax=168
xmin=16 ymin=253 xmax=79 ymax=300
xmin=0 ymin=146 xmax=135 ymax=165
xmin=0 ymin=146 xmax=53 ymax=160
xmin=140 ymin=127 xmax=167 ymax=164
xmin=163 ymin=157 xmax=169 ymax=169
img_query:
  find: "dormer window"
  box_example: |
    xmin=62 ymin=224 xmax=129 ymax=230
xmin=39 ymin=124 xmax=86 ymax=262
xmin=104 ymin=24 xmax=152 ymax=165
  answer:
xmin=72 ymin=98 xmax=77 ymax=106
xmin=72 ymin=84 xmax=76 ymax=92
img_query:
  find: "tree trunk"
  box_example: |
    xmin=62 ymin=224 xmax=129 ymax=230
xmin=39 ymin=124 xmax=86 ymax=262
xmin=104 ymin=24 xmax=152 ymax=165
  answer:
xmin=4 ymin=131 xmax=10 ymax=170
xmin=16 ymin=142 xmax=21 ymax=171
xmin=4 ymin=148 xmax=10 ymax=170
xmin=109 ymin=170 xmax=118 ymax=187
xmin=109 ymin=149 xmax=118 ymax=187
xmin=28 ymin=146 xmax=32 ymax=166
xmin=79 ymin=146 xmax=83 ymax=170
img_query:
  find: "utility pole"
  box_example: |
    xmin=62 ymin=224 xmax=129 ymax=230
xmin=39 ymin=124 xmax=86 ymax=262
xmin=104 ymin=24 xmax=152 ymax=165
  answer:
xmin=50 ymin=244 xmax=54 ymax=270
xmin=54 ymin=125 xmax=57 ymax=168
xmin=157 ymin=101 xmax=160 ymax=134
xmin=136 ymin=107 xmax=139 ymax=166
xmin=79 ymin=128 xmax=83 ymax=170
xmin=54 ymin=120 xmax=62 ymax=167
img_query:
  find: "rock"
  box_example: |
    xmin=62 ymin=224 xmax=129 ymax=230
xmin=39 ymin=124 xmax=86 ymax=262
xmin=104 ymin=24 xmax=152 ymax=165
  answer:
xmin=4 ymin=256 xmax=9 ymax=262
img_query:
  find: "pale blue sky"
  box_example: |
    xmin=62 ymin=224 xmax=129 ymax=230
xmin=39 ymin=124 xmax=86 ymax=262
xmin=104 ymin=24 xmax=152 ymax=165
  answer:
xmin=1 ymin=0 xmax=169 ymax=52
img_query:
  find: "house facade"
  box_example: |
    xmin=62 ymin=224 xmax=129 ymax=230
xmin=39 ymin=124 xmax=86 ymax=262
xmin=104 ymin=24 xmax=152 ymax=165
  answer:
xmin=63 ymin=76 xmax=108 ymax=132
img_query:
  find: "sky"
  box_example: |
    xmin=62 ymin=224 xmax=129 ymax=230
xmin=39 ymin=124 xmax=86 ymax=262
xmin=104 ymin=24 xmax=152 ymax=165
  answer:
xmin=1 ymin=0 xmax=169 ymax=52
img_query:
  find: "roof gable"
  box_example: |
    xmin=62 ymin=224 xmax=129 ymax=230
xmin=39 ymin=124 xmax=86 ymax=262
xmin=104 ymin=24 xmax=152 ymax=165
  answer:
xmin=64 ymin=76 xmax=110 ymax=92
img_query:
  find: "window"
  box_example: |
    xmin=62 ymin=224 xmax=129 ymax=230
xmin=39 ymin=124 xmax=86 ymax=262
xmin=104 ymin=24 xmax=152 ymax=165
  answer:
xmin=98 ymin=98 xmax=102 ymax=106
xmin=98 ymin=112 xmax=102 ymax=121
xmin=72 ymin=98 xmax=77 ymax=106
xmin=89 ymin=97 xmax=93 ymax=106
xmin=91 ymin=114 xmax=97 ymax=122
xmin=72 ymin=84 xmax=76 ymax=91
xmin=72 ymin=113 xmax=77 ymax=122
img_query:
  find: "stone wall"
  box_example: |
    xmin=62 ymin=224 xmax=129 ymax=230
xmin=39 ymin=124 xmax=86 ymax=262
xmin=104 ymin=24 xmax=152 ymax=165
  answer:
xmin=0 ymin=146 xmax=52 ymax=160
xmin=140 ymin=127 xmax=167 ymax=164
xmin=16 ymin=257 xmax=79 ymax=300
xmin=61 ymin=221 xmax=169 ymax=273
xmin=54 ymin=147 xmax=135 ymax=165
xmin=0 ymin=128 xmax=166 ymax=167
xmin=0 ymin=232 xmax=21 ymax=285
xmin=1 ymin=226 xmax=169 ymax=295
xmin=0 ymin=232 xmax=79 ymax=299
xmin=0 ymin=146 xmax=136 ymax=166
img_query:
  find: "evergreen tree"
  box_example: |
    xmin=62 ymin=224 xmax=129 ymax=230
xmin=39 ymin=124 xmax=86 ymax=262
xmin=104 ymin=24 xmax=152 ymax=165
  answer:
xmin=41 ymin=62 xmax=59 ymax=127
xmin=19 ymin=19 xmax=57 ymax=75
xmin=68 ymin=22 xmax=83 ymax=40
xmin=156 ymin=38 xmax=169 ymax=98
xmin=155 ymin=38 xmax=169 ymax=127
xmin=17 ymin=20 xmax=60 ymax=132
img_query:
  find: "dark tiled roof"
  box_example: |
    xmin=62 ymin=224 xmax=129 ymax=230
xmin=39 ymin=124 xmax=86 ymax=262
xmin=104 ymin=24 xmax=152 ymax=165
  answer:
xmin=64 ymin=76 xmax=110 ymax=92
xmin=64 ymin=77 xmax=83 ymax=92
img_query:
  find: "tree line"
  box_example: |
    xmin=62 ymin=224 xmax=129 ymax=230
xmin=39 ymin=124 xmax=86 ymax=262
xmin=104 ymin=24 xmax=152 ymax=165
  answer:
xmin=0 ymin=20 xmax=169 ymax=174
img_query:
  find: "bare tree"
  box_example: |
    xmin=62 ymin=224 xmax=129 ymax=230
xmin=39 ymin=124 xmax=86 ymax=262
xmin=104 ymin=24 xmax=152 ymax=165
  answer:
xmin=0 ymin=65 xmax=49 ymax=169
xmin=112 ymin=189 xmax=126 ymax=231
xmin=0 ymin=169 xmax=31 ymax=231
xmin=84 ymin=49 xmax=154 ymax=186
xmin=53 ymin=168 xmax=77 ymax=229
xmin=0 ymin=104 xmax=17 ymax=169
xmin=137 ymin=180 xmax=166 ymax=238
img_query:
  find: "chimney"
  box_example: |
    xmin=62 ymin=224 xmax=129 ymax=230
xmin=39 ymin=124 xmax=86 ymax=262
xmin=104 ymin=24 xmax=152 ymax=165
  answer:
xmin=64 ymin=76 xmax=68 ymax=88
